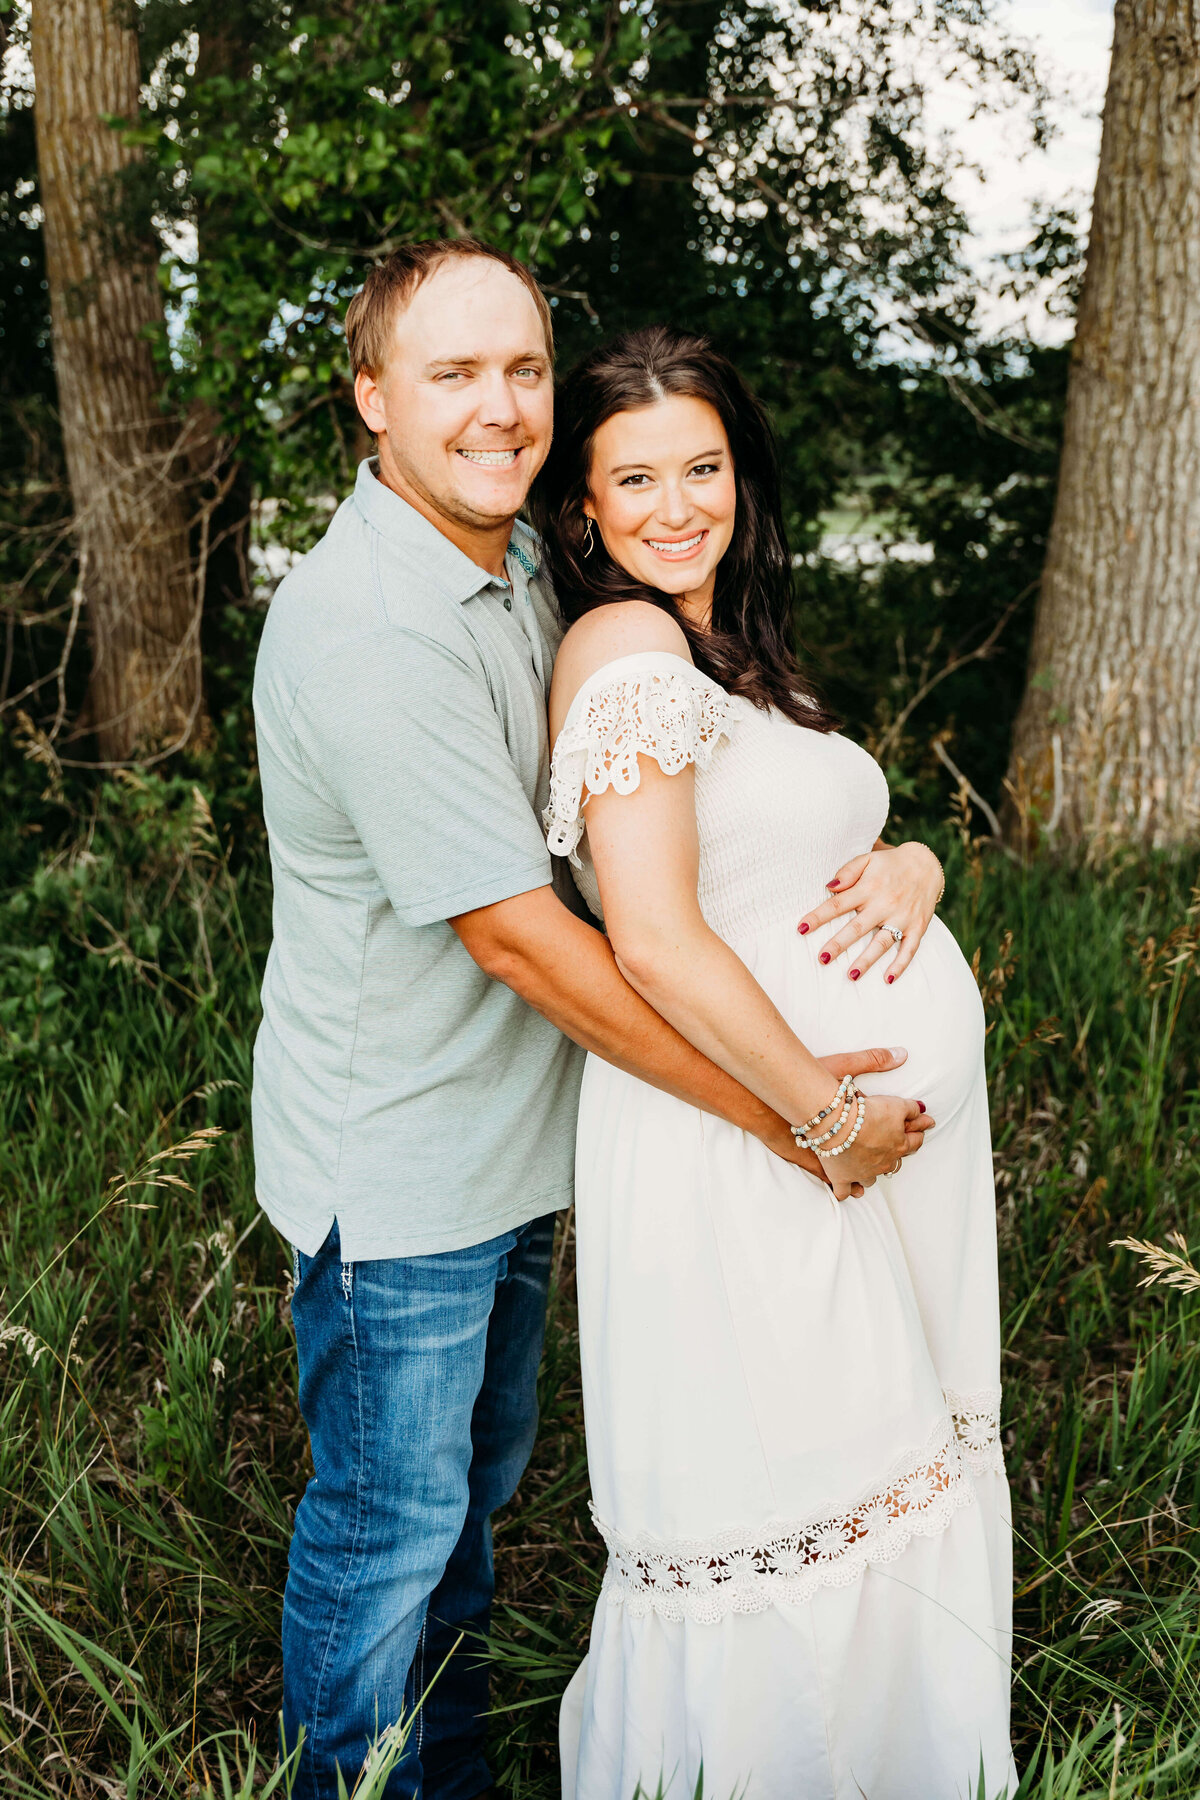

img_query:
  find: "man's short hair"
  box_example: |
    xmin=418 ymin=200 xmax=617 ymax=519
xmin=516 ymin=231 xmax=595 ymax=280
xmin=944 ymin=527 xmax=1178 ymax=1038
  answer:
xmin=345 ymin=238 xmax=554 ymax=379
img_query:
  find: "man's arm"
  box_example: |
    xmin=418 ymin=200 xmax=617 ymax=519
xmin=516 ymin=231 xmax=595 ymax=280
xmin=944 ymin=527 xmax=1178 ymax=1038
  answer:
xmin=451 ymin=883 xmax=913 ymax=1176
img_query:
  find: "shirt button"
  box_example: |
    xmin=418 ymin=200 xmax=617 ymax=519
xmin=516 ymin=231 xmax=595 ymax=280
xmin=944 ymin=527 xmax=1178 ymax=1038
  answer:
xmin=503 ymin=596 xmax=512 ymax=611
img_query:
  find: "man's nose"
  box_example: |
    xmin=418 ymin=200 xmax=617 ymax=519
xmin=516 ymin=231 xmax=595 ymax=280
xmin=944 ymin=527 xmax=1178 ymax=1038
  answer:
xmin=475 ymin=371 xmax=521 ymax=430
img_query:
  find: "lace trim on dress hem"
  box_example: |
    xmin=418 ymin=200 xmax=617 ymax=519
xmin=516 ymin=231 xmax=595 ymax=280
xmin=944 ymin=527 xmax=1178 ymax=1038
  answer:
xmin=592 ymin=1413 xmax=976 ymax=1624
xmin=544 ymin=664 xmax=735 ymax=867
xmin=946 ymin=1384 xmax=1005 ymax=1478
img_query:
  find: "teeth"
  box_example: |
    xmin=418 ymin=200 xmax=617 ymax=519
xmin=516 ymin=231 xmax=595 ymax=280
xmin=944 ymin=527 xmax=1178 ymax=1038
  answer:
xmin=647 ymin=533 xmax=704 ymax=553
xmin=459 ymin=449 xmax=519 ymax=466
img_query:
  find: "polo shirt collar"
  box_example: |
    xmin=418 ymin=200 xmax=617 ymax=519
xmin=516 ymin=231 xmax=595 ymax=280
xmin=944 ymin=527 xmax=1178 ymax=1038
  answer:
xmin=352 ymin=457 xmax=531 ymax=604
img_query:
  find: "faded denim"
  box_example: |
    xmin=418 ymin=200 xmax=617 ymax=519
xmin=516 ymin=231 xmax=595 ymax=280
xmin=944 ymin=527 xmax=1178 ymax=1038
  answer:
xmin=282 ymin=1212 xmax=556 ymax=1799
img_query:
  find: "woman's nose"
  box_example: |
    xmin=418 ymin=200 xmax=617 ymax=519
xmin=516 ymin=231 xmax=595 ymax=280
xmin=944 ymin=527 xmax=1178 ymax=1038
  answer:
xmin=657 ymin=484 xmax=692 ymax=529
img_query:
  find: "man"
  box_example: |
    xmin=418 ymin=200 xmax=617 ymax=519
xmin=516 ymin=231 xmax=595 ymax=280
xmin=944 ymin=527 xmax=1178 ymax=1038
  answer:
xmin=252 ymin=237 xmax=911 ymax=1798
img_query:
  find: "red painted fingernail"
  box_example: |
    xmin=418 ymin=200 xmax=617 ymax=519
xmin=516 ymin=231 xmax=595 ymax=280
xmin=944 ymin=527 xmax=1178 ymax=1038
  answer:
xmin=819 ymin=951 xmax=831 ymax=965
xmin=886 ymin=974 xmax=895 ymax=984
xmin=849 ymin=968 xmax=860 ymax=980
xmin=917 ymin=1101 xmax=926 ymax=1113
xmin=827 ymin=878 xmax=840 ymax=889
xmin=798 ymin=921 xmax=809 ymax=935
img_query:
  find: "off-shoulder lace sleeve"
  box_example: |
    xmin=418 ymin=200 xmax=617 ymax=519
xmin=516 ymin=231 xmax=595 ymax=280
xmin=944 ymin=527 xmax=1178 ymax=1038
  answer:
xmin=543 ymin=652 xmax=735 ymax=866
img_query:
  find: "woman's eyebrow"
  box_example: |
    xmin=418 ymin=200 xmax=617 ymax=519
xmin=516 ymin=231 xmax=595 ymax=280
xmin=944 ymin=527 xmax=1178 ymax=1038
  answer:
xmin=609 ymin=446 xmax=725 ymax=475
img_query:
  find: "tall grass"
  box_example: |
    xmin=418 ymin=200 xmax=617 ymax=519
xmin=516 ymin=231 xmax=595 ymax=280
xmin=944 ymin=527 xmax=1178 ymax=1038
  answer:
xmin=0 ymin=744 xmax=1198 ymax=1797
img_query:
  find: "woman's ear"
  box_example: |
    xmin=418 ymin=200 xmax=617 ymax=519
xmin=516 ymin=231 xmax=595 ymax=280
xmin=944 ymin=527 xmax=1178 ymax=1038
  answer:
xmin=582 ymin=495 xmax=596 ymax=521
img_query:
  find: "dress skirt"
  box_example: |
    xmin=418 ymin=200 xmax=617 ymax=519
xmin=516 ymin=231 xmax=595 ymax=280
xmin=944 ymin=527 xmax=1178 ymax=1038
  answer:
xmin=559 ymin=915 xmax=1016 ymax=1800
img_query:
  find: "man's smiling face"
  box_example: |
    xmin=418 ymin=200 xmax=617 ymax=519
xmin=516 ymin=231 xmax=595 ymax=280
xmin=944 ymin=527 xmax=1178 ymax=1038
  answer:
xmin=355 ymin=257 xmax=553 ymax=547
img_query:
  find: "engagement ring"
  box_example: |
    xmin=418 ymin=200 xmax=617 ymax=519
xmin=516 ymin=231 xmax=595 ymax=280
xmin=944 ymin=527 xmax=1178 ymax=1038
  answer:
xmin=880 ymin=924 xmax=904 ymax=944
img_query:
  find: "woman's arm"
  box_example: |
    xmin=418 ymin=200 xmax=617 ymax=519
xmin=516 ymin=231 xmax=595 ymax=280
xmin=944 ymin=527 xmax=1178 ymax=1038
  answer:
xmin=585 ymin=755 xmax=931 ymax=1199
xmin=797 ymin=839 xmax=944 ymax=981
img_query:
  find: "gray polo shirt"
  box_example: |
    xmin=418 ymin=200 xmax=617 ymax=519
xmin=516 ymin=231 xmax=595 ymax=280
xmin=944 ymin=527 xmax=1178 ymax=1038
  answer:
xmin=251 ymin=459 xmax=584 ymax=1259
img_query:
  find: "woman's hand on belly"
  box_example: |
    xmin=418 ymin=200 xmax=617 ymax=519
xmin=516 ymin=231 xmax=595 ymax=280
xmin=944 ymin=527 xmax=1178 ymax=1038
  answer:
xmin=797 ymin=840 xmax=943 ymax=982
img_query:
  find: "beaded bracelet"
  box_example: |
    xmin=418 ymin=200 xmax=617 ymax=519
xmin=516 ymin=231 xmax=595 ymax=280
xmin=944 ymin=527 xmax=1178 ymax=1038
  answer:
xmin=929 ymin=851 xmax=946 ymax=908
xmin=801 ymin=1094 xmax=855 ymax=1150
xmin=819 ymin=1092 xmax=866 ymax=1158
xmin=791 ymin=1065 xmax=859 ymax=1137
xmin=792 ymin=1080 xmax=860 ymax=1154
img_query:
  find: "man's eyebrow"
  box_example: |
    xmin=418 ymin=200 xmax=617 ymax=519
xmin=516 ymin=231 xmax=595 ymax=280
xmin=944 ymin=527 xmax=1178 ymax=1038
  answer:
xmin=423 ymin=350 xmax=550 ymax=371
xmin=609 ymin=446 xmax=726 ymax=475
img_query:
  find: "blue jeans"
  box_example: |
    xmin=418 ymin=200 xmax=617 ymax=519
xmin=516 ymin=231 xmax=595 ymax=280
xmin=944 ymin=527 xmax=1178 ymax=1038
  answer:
xmin=282 ymin=1213 xmax=556 ymax=1799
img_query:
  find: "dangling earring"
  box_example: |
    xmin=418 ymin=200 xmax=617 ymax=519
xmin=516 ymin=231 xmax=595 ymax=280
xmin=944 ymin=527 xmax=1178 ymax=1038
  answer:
xmin=583 ymin=517 xmax=595 ymax=558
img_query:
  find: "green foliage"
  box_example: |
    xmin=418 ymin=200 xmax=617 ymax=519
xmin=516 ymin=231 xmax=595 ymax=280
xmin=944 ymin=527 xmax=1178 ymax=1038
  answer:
xmin=0 ymin=91 xmax=50 ymax=404
xmin=807 ymin=337 xmax=1072 ymax=813
xmin=134 ymin=0 xmax=1056 ymax=530
xmin=4 ymin=0 xmax=1076 ymax=816
xmin=0 ymin=941 xmax=70 ymax=1077
xmin=537 ymin=2 xmax=1071 ymax=816
xmin=136 ymin=0 xmax=664 ymax=497
xmin=0 ymin=49 xmax=75 ymax=723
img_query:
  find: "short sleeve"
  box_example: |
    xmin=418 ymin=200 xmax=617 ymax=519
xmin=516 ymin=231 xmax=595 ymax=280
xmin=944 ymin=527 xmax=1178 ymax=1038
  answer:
xmin=543 ymin=652 xmax=735 ymax=867
xmin=291 ymin=630 xmax=553 ymax=927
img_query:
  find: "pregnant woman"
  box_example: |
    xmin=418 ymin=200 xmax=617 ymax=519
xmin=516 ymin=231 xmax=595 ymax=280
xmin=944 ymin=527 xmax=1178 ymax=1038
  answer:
xmin=530 ymin=327 xmax=1015 ymax=1799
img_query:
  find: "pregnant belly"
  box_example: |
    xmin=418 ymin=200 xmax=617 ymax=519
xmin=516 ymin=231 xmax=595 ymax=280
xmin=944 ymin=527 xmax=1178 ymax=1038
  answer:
xmin=738 ymin=915 xmax=986 ymax=1123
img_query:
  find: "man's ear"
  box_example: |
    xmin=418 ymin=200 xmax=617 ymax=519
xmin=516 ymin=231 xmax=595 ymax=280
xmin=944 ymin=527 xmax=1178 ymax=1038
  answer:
xmin=354 ymin=370 xmax=387 ymax=434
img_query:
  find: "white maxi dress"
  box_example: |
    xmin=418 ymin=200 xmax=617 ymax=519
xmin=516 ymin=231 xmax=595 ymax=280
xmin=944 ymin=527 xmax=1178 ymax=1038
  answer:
xmin=545 ymin=651 xmax=1015 ymax=1800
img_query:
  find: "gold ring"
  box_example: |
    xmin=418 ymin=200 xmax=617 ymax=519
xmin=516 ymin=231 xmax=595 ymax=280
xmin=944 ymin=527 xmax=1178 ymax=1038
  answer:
xmin=889 ymin=1158 xmax=903 ymax=1175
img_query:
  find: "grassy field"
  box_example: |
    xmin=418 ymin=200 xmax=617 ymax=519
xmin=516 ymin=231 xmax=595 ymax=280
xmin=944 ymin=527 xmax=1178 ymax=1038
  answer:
xmin=1 ymin=744 xmax=1199 ymax=1798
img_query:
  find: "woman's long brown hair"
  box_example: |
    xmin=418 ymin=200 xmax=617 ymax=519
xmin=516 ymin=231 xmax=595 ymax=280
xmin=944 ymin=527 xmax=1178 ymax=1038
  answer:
xmin=528 ymin=324 xmax=838 ymax=733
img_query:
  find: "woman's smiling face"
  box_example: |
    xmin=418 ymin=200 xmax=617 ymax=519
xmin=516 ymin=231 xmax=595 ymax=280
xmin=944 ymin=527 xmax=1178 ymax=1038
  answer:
xmin=584 ymin=395 xmax=737 ymax=626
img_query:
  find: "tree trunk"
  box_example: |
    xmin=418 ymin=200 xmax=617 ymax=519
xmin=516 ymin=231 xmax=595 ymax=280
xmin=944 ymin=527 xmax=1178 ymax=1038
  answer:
xmin=1006 ymin=0 xmax=1200 ymax=851
xmin=31 ymin=0 xmax=207 ymax=761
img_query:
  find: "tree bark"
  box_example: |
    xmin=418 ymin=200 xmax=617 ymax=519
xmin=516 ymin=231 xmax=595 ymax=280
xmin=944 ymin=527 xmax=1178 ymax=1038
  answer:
xmin=31 ymin=0 xmax=207 ymax=760
xmin=1006 ymin=1 xmax=1200 ymax=850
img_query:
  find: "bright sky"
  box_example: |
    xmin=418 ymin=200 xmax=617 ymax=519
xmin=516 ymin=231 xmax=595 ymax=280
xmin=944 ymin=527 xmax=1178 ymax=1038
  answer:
xmin=944 ymin=0 xmax=1114 ymax=340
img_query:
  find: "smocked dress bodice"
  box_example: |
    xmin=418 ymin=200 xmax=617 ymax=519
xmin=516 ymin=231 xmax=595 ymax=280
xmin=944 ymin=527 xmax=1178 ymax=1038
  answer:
xmin=544 ymin=651 xmax=889 ymax=943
